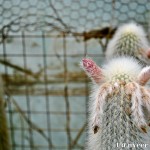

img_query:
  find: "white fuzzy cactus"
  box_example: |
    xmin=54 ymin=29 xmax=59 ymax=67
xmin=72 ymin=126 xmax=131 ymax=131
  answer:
xmin=106 ymin=22 xmax=150 ymax=129
xmin=81 ymin=56 xmax=150 ymax=150
xmin=106 ymin=22 xmax=150 ymax=66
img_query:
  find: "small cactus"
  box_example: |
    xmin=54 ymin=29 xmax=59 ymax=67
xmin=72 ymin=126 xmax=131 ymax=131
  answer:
xmin=106 ymin=22 xmax=150 ymax=66
xmin=81 ymin=57 xmax=150 ymax=150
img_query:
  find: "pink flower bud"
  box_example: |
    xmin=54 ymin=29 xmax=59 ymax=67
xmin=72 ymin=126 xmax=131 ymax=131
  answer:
xmin=82 ymin=58 xmax=103 ymax=84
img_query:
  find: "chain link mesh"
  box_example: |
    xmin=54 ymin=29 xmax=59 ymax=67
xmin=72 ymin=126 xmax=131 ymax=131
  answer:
xmin=0 ymin=0 xmax=150 ymax=33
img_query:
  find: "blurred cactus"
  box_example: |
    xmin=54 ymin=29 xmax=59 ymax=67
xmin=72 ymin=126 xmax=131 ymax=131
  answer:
xmin=106 ymin=22 xmax=150 ymax=66
xmin=81 ymin=57 xmax=150 ymax=150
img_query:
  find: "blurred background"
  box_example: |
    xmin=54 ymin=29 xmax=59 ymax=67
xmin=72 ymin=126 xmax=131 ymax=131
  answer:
xmin=0 ymin=0 xmax=150 ymax=150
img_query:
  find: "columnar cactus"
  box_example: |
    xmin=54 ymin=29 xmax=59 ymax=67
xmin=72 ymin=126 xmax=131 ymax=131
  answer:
xmin=106 ymin=22 xmax=150 ymax=128
xmin=106 ymin=23 xmax=150 ymax=66
xmin=81 ymin=57 xmax=150 ymax=150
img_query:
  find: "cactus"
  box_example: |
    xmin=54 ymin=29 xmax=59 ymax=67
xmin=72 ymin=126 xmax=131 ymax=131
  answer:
xmin=106 ymin=22 xmax=150 ymax=66
xmin=81 ymin=57 xmax=150 ymax=150
xmin=106 ymin=22 xmax=150 ymax=128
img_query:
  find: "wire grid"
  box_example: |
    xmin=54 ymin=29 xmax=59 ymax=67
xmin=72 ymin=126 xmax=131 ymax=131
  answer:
xmin=1 ymin=32 xmax=91 ymax=150
xmin=0 ymin=0 xmax=150 ymax=150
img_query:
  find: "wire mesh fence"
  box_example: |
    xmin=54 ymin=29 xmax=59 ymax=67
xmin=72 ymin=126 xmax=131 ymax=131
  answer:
xmin=0 ymin=0 xmax=150 ymax=150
